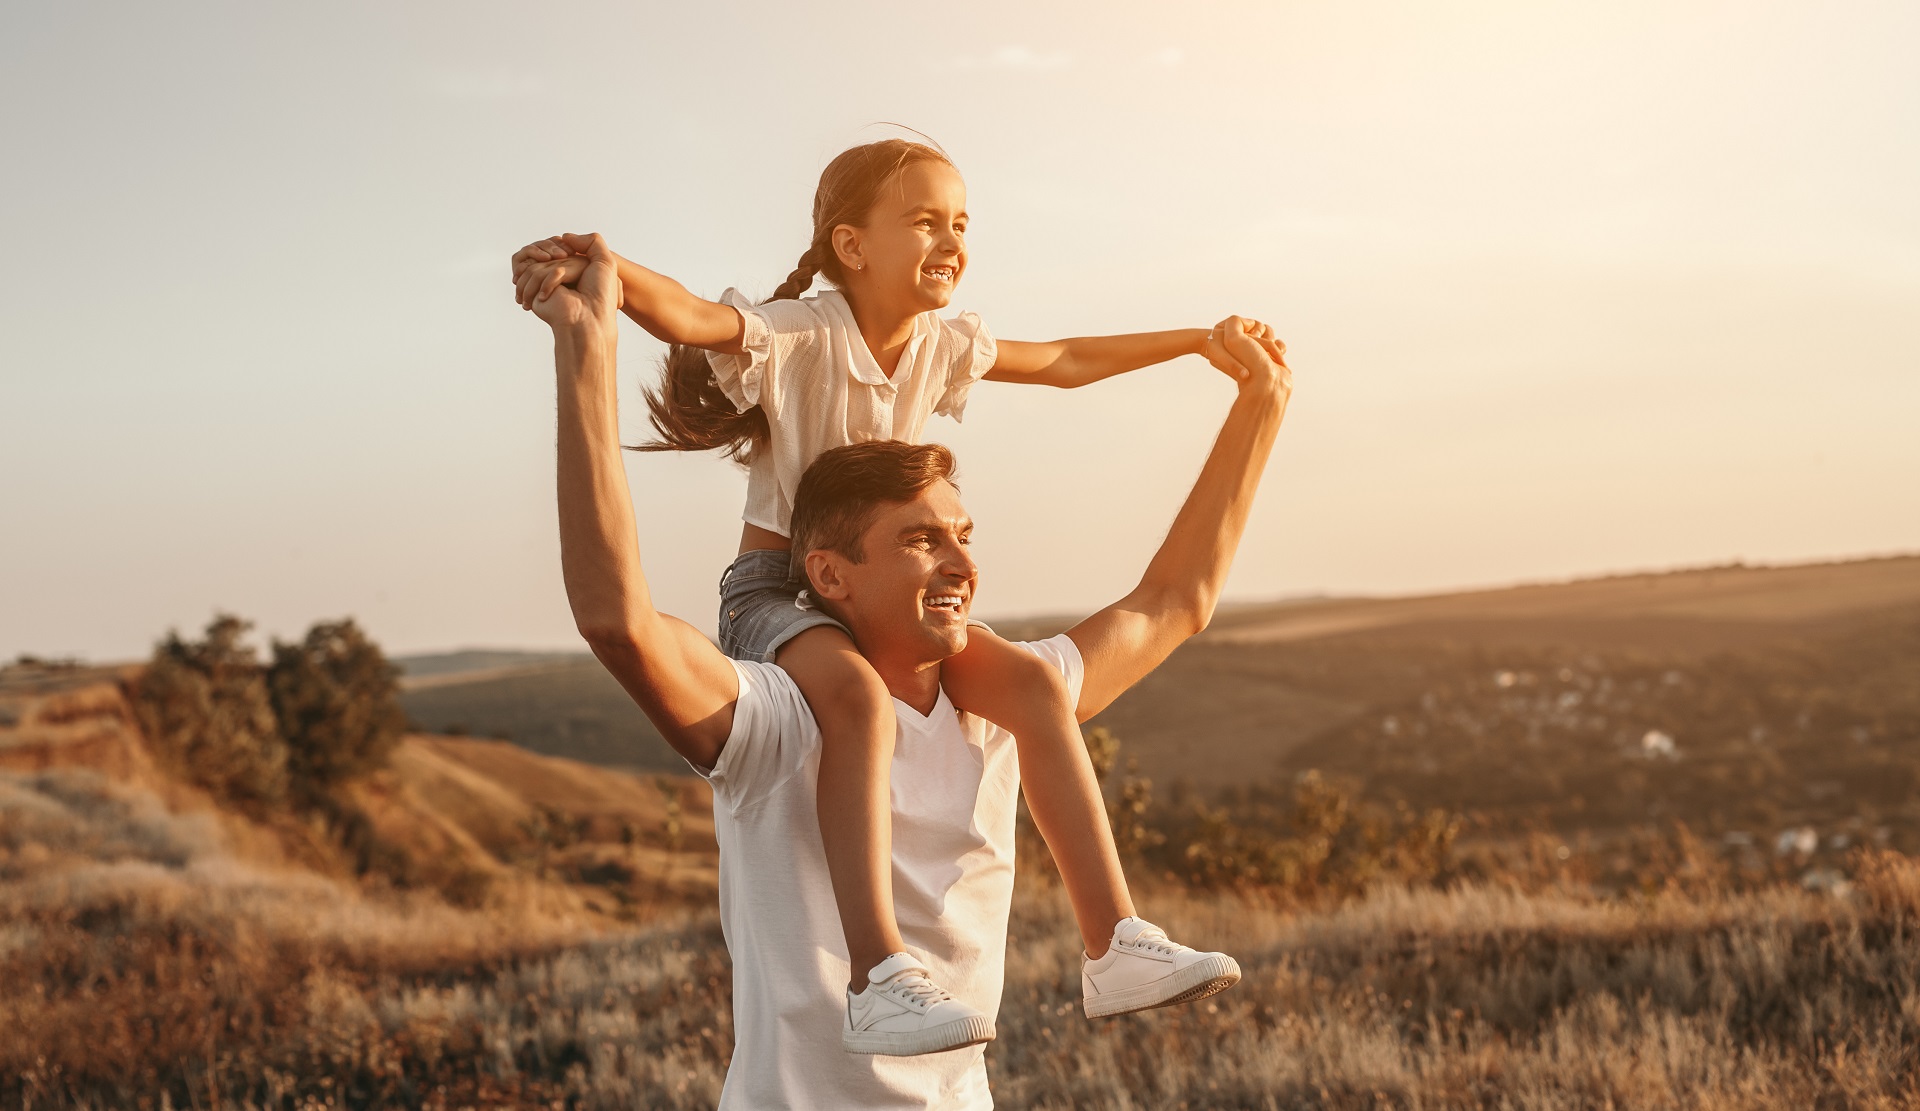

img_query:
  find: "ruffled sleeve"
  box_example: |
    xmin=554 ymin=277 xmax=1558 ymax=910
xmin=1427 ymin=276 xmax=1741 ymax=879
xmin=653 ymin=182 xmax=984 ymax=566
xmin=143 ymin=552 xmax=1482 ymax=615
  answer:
xmin=932 ymin=311 xmax=997 ymax=422
xmin=704 ymin=288 xmax=775 ymax=412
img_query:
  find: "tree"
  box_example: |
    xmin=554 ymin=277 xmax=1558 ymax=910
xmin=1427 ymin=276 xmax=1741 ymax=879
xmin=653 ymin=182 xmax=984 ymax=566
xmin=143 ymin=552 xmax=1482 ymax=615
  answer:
xmin=131 ymin=615 xmax=290 ymax=809
xmin=267 ymin=618 xmax=406 ymax=794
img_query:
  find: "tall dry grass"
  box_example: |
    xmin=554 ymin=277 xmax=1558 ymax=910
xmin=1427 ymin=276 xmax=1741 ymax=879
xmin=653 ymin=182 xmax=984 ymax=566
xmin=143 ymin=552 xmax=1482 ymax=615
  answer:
xmin=993 ymin=869 xmax=1920 ymax=1109
xmin=11 ymin=765 xmax=1920 ymax=1108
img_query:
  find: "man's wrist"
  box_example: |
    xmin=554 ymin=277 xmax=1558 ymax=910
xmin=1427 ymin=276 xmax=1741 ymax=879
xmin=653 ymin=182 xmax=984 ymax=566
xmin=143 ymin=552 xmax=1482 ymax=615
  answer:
xmin=1234 ymin=371 xmax=1288 ymax=408
xmin=554 ymin=319 xmax=619 ymax=363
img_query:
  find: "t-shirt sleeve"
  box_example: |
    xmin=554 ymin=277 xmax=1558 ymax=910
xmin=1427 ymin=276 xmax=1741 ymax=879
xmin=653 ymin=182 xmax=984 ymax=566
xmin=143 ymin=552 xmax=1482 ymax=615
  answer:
xmin=684 ymin=660 xmax=817 ymax=812
xmin=704 ymin=289 xmax=827 ymax=417
xmin=1013 ymin=633 xmax=1086 ymax=708
xmin=932 ymin=311 xmax=997 ymax=422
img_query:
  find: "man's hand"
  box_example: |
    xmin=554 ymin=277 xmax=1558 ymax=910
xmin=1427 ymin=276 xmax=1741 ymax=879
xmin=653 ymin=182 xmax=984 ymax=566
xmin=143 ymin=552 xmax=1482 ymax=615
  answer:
xmin=1201 ymin=315 xmax=1287 ymax=382
xmin=1219 ymin=320 xmax=1291 ymax=399
xmin=521 ymin=232 xmax=620 ymax=336
xmin=511 ymin=235 xmax=580 ymax=278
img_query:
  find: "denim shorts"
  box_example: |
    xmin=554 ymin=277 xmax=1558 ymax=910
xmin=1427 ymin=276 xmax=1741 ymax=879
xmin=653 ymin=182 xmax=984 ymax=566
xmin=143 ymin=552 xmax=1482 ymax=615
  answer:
xmin=716 ymin=549 xmax=849 ymax=664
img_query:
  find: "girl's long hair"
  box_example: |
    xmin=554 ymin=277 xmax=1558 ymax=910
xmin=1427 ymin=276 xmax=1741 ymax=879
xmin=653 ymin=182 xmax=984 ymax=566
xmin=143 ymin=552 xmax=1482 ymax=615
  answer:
xmin=633 ymin=138 xmax=955 ymax=465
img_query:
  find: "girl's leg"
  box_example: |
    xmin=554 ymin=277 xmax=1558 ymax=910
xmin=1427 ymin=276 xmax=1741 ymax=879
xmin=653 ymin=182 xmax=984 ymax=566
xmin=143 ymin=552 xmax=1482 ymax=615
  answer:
xmin=944 ymin=630 xmax=1136 ymax=958
xmin=775 ymin=625 xmax=906 ymax=991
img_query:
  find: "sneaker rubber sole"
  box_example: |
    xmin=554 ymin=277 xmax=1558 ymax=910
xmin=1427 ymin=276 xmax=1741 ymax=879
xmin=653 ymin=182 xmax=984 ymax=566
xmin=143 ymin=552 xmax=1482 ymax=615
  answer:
xmin=1083 ymin=953 xmax=1242 ymax=1019
xmin=843 ymin=1014 xmax=996 ymax=1056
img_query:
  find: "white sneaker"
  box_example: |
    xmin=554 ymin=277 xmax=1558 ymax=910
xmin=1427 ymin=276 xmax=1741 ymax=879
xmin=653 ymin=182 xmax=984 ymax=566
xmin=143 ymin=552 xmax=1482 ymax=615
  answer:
xmin=843 ymin=952 xmax=996 ymax=1056
xmin=1081 ymin=916 xmax=1242 ymax=1019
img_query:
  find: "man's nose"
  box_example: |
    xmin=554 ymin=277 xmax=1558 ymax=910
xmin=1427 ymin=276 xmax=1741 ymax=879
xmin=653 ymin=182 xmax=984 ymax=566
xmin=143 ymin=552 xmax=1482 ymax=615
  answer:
xmin=939 ymin=540 xmax=977 ymax=579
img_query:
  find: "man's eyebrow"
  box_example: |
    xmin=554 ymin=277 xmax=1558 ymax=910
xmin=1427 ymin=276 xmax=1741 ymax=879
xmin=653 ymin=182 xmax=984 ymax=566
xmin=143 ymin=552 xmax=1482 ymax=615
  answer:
xmin=897 ymin=518 xmax=974 ymax=536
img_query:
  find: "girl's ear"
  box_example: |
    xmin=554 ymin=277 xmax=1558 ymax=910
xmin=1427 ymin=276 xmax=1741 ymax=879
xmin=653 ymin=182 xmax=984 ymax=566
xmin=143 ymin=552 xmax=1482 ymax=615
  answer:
xmin=830 ymin=224 xmax=864 ymax=275
xmin=804 ymin=549 xmax=853 ymax=602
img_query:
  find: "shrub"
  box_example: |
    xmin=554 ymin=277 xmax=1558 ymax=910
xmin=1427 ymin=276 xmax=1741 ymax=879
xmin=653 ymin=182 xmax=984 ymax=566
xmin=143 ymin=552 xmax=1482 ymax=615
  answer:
xmin=129 ymin=615 xmax=290 ymax=811
xmin=266 ymin=618 xmax=406 ymax=795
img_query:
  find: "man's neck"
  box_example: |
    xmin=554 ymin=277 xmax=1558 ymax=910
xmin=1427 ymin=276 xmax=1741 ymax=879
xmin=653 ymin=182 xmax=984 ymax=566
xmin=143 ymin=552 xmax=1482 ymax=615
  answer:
xmin=861 ymin=648 xmax=945 ymax=716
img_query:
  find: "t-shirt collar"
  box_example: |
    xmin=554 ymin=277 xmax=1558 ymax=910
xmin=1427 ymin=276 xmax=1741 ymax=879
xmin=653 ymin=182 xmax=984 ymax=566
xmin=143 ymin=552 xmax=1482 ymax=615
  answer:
xmin=891 ymin=684 xmax=954 ymax=730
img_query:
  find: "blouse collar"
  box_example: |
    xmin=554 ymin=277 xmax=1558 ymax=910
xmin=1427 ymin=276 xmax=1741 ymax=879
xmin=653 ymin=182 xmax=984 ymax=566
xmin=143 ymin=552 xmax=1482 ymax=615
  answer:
xmin=819 ymin=289 xmax=925 ymax=390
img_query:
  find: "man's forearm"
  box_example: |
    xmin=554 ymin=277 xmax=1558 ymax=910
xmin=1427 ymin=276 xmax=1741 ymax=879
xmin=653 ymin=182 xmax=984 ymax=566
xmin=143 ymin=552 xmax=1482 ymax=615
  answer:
xmin=1132 ymin=375 xmax=1289 ymax=621
xmin=1067 ymin=365 xmax=1290 ymax=719
xmin=550 ymin=326 xmax=741 ymax=765
xmin=554 ymin=324 xmax=657 ymax=639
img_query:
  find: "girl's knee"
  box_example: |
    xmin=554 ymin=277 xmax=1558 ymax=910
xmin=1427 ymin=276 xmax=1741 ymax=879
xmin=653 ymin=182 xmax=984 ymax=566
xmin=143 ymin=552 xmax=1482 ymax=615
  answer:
xmin=956 ymin=635 xmax=1073 ymax=721
xmin=997 ymin=642 xmax=1072 ymax=705
xmin=782 ymin=645 xmax=892 ymax=736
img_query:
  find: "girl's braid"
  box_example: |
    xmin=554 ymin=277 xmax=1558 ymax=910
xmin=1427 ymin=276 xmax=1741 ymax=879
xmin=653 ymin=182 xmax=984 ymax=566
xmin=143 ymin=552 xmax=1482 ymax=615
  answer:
xmin=767 ymin=244 xmax=821 ymax=303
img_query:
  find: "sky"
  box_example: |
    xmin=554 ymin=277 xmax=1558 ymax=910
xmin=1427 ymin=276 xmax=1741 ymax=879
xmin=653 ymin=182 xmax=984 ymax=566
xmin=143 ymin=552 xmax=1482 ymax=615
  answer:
xmin=2 ymin=0 xmax=1916 ymax=662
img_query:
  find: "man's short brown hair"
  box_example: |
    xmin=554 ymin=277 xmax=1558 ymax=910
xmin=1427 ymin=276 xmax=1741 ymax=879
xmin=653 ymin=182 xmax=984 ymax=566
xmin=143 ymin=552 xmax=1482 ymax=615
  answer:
xmin=788 ymin=441 xmax=958 ymax=588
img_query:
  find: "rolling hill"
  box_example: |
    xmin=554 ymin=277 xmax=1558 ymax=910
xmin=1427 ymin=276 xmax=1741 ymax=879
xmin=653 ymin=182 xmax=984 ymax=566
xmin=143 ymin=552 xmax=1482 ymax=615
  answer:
xmin=394 ymin=554 xmax=1920 ymax=851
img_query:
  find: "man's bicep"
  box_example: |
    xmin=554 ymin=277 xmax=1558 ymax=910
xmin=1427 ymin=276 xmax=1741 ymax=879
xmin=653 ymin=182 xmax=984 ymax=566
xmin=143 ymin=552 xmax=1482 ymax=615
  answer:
xmin=588 ymin=614 xmax=739 ymax=770
xmin=1063 ymin=602 xmax=1186 ymax=721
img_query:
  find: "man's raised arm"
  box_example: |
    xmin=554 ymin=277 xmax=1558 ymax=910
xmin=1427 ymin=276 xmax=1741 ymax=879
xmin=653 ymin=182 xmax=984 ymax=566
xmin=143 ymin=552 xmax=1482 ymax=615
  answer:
xmin=1067 ymin=325 xmax=1292 ymax=720
xmin=533 ymin=234 xmax=740 ymax=768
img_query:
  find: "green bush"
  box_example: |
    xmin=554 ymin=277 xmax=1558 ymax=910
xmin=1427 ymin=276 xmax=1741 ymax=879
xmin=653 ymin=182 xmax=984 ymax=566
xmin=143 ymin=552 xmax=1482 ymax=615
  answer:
xmin=266 ymin=619 xmax=406 ymax=796
xmin=130 ymin=615 xmax=290 ymax=811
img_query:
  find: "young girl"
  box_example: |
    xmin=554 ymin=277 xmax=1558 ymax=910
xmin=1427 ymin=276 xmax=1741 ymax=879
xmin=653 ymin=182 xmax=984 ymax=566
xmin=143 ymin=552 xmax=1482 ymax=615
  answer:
xmin=512 ymin=138 xmax=1280 ymax=1056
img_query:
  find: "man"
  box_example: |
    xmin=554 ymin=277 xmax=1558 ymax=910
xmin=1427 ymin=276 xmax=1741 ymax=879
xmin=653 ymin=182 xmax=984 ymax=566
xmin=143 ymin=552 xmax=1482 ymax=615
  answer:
xmin=534 ymin=234 xmax=1291 ymax=1107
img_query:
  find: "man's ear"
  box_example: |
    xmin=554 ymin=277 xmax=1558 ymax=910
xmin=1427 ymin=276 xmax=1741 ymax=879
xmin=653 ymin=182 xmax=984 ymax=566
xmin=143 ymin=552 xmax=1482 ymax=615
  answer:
xmin=830 ymin=225 xmax=864 ymax=275
xmin=804 ymin=549 xmax=854 ymax=603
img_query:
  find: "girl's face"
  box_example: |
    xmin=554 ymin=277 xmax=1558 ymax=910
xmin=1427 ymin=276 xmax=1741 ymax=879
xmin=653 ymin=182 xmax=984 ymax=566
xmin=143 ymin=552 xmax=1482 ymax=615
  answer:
xmin=838 ymin=160 xmax=968 ymax=316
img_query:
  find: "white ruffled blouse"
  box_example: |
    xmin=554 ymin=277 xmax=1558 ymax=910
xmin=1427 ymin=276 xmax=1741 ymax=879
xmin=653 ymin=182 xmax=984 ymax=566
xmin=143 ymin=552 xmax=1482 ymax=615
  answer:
xmin=705 ymin=286 xmax=998 ymax=537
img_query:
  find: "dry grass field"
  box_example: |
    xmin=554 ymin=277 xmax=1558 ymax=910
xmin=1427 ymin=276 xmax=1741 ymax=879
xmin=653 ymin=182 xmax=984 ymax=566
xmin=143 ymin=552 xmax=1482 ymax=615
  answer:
xmin=6 ymin=554 xmax=1920 ymax=1108
xmin=10 ymin=776 xmax=1920 ymax=1110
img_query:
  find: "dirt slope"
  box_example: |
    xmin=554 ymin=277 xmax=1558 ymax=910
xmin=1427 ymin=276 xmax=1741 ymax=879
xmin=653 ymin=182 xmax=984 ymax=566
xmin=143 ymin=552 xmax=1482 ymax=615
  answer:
xmin=0 ymin=663 xmax=716 ymax=924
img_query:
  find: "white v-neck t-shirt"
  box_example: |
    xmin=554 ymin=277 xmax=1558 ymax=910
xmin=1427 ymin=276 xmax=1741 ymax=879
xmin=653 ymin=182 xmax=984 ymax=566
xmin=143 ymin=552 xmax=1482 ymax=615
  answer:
xmin=689 ymin=634 xmax=1084 ymax=1110
xmin=705 ymin=287 xmax=998 ymax=537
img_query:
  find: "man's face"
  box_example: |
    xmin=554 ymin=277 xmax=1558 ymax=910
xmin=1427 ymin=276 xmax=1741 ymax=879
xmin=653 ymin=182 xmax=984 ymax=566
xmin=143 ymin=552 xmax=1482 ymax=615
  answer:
xmin=828 ymin=480 xmax=977 ymax=664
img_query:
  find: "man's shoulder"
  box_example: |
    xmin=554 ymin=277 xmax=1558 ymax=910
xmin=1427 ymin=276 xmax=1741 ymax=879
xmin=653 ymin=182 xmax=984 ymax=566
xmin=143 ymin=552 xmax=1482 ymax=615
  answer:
xmin=690 ymin=659 xmax=818 ymax=795
xmin=730 ymin=658 xmax=814 ymax=729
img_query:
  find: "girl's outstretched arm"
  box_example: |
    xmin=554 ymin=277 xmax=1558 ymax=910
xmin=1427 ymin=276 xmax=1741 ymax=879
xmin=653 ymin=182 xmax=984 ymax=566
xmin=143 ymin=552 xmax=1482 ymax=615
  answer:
xmin=512 ymin=234 xmax=745 ymax=355
xmin=986 ymin=317 xmax=1284 ymax=388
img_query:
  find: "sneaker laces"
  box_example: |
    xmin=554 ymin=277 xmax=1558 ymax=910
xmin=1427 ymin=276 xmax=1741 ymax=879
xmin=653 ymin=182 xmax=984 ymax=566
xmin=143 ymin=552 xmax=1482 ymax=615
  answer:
xmin=1125 ymin=924 xmax=1191 ymax=957
xmin=883 ymin=971 xmax=954 ymax=1009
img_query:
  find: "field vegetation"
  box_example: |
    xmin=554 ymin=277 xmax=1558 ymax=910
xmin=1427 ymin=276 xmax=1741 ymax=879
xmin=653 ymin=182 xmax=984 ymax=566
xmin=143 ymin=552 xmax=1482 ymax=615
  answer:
xmin=10 ymin=758 xmax=1920 ymax=1109
xmin=6 ymin=558 xmax=1920 ymax=1108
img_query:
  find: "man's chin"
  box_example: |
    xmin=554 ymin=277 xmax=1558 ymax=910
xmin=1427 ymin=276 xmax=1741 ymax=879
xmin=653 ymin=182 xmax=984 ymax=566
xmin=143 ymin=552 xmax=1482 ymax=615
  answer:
xmin=917 ymin=617 xmax=970 ymax=660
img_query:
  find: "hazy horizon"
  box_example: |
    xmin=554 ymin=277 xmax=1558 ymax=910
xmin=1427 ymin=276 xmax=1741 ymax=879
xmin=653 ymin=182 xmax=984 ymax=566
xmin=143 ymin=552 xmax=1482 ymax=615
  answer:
xmin=5 ymin=0 xmax=1916 ymax=661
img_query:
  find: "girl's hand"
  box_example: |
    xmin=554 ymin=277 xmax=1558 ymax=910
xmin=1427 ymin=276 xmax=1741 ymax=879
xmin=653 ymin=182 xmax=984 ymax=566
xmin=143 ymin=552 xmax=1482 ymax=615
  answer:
xmin=515 ymin=254 xmax=589 ymax=310
xmin=1201 ymin=316 xmax=1287 ymax=381
xmin=511 ymin=236 xmax=580 ymax=280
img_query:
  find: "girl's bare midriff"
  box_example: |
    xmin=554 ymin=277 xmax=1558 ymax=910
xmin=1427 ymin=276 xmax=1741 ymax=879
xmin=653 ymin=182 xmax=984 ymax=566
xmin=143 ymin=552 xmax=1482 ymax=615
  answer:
xmin=740 ymin=522 xmax=792 ymax=556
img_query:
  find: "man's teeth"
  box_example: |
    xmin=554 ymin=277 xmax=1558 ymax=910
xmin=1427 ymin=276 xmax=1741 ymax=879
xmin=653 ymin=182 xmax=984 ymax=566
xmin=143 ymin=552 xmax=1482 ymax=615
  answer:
xmin=926 ymin=595 xmax=964 ymax=609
